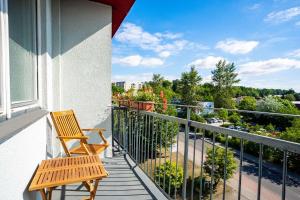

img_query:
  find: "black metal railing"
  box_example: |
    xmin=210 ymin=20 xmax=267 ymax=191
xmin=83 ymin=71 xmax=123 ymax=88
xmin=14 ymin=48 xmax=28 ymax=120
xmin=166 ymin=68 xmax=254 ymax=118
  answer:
xmin=112 ymin=104 xmax=300 ymax=200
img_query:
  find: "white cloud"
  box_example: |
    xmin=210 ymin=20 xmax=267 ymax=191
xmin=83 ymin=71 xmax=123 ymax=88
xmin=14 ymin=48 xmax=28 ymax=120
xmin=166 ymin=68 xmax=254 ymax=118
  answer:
xmin=239 ymin=58 xmax=300 ymax=75
xmin=264 ymin=7 xmax=300 ymax=23
xmin=115 ymin=23 xmax=160 ymax=49
xmin=188 ymin=56 xmax=224 ymax=69
xmin=115 ymin=23 xmax=208 ymax=58
xmin=215 ymin=39 xmax=259 ymax=54
xmin=159 ymin=51 xmax=171 ymax=58
xmin=249 ymin=3 xmax=261 ymax=10
xmin=155 ymin=32 xmax=183 ymax=40
xmin=113 ymin=55 xmax=164 ymax=67
xmin=288 ymin=49 xmax=300 ymax=58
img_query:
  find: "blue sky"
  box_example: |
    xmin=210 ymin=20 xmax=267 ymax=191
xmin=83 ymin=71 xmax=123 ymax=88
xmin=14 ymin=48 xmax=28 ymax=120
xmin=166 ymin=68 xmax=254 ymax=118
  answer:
xmin=112 ymin=0 xmax=300 ymax=92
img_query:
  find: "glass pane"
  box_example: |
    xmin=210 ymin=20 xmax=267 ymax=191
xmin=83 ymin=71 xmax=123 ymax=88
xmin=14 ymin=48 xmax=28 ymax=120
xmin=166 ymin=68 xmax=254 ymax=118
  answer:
xmin=8 ymin=0 xmax=37 ymax=104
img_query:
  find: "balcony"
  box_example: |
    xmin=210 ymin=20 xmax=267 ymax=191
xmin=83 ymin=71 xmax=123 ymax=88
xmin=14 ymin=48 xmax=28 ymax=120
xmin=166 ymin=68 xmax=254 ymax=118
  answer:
xmin=20 ymin=104 xmax=300 ymax=200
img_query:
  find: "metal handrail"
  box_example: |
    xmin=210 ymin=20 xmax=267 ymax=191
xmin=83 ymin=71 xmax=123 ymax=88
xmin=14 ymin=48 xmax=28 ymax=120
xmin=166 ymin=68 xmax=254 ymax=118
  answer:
xmin=115 ymin=99 xmax=300 ymax=118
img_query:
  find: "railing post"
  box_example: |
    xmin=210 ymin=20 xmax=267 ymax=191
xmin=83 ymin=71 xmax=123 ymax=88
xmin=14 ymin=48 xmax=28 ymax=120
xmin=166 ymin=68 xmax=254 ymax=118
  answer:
xmin=124 ymin=108 xmax=128 ymax=153
xmin=135 ymin=102 xmax=140 ymax=165
xmin=117 ymin=104 xmax=121 ymax=152
xmin=182 ymin=107 xmax=191 ymax=199
xmin=112 ymin=106 xmax=115 ymax=156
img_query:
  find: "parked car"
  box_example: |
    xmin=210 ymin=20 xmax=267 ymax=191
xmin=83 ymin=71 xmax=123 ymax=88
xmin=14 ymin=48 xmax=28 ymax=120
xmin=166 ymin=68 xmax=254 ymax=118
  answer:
xmin=189 ymin=132 xmax=202 ymax=139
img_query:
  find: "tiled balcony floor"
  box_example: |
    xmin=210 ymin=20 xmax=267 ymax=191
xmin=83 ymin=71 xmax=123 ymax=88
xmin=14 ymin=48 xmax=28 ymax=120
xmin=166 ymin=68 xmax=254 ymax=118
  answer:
xmin=52 ymin=153 xmax=157 ymax=200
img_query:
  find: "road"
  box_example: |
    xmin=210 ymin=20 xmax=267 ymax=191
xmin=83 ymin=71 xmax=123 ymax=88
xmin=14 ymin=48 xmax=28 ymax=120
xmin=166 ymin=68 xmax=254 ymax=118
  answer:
xmin=177 ymin=132 xmax=300 ymax=200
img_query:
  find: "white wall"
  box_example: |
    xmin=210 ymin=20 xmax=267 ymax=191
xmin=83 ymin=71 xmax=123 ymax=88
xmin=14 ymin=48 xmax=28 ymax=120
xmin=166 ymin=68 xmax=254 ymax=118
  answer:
xmin=0 ymin=117 xmax=47 ymax=200
xmin=0 ymin=0 xmax=113 ymax=199
xmin=50 ymin=0 xmax=113 ymax=157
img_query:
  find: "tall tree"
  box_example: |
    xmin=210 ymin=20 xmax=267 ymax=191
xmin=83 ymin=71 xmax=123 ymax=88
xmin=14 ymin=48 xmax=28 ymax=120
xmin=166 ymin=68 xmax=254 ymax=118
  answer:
xmin=178 ymin=67 xmax=202 ymax=105
xmin=212 ymin=60 xmax=240 ymax=108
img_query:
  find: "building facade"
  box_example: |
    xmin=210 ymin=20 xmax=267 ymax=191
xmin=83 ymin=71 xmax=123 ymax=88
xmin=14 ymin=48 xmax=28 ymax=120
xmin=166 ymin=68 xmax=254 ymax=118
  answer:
xmin=0 ymin=0 xmax=134 ymax=199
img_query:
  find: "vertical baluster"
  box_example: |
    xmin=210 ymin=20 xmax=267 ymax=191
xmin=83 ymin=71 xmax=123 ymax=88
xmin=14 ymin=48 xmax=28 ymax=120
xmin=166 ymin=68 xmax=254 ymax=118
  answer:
xmin=174 ymin=123 xmax=180 ymax=199
xmin=182 ymin=107 xmax=191 ymax=199
xmin=163 ymin=120 xmax=167 ymax=191
xmin=238 ymin=139 xmax=244 ymax=200
xmin=140 ymin=115 xmax=144 ymax=168
xmin=129 ymin=111 xmax=132 ymax=156
xmin=282 ymin=150 xmax=287 ymax=200
xmin=257 ymin=144 xmax=263 ymax=200
xmin=199 ymin=129 xmax=205 ymax=200
xmin=131 ymin=112 xmax=134 ymax=158
xmin=112 ymin=107 xmax=115 ymax=156
xmin=118 ymin=109 xmax=121 ymax=151
xmin=147 ymin=115 xmax=151 ymax=174
xmin=144 ymin=115 xmax=148 ymax=170
xmin=154 ymin=117 xmax=158 ymax=183
xmin=168 ymin=122 xmax=174 ymax=196
xmin=123 ymin=110 xmax=126 ymax=150
xmin=191 ymin=128 xmax=197 ymax=200
xmin=222 ymin=134 xmax=229 ymax=200
xmin=158 ymin=119 xmax=163 ymax=186
xmin=209 ymin=132 xmax=216 ymax=200
xmin=151 ymin=116 xmax=155 ymax=179
xmin=136 ymin=111 xmax=140 ymax=164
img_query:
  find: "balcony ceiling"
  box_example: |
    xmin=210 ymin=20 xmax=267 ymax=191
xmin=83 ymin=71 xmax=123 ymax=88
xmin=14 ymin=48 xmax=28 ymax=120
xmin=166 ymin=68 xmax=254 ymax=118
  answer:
xmin=91 ymin=0 xmax=135 ymax=37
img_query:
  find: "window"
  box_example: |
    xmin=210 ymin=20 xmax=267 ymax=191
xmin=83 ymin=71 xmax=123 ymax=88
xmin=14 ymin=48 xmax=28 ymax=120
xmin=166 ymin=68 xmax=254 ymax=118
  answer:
xmin=8 ymin=0 xmax=38 ymax=106
xmin=0 ymin=0 xmax=39 ymax=120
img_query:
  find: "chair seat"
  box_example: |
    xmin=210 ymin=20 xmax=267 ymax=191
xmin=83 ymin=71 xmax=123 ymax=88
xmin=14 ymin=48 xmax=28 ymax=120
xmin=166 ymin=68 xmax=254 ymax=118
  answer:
xmin=70 ymin=144 xmax=108 ymax=155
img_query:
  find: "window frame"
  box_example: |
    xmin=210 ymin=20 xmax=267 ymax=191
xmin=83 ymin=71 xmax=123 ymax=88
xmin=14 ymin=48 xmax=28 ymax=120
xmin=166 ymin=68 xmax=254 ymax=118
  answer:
xmin=0 ymin=0 xmax=41 ymax=121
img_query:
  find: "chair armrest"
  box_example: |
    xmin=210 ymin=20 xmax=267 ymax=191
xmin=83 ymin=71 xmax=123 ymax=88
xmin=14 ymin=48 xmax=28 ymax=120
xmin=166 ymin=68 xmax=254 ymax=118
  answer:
xmin=81 ymin=128 xmax=109 ymax=146
xmin=81 ymin=128 xmax=106 ymax=132
xmin=57 ymin=136 xmax=89 ymax=140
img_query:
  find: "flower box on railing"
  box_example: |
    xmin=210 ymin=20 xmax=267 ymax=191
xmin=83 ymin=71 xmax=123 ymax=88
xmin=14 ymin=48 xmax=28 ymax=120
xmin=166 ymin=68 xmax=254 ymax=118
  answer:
xmin=119 ymin=100 xmax=130 ymax=107
xmin=128 ymin=101 xmax=154 ymax=111
xmin=138 ymin=101 xmax=154 ymax=112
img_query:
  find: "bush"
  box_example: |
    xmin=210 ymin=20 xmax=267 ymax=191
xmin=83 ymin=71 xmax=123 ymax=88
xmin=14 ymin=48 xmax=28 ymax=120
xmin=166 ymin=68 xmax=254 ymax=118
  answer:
xmin=155 ymin=161 xmax=184 ymax=194
xmin=218 ymin=109 xmax=228 ymax=121
xmin=134 ymin=91 xmax=156 ymax=101
xmin=204 ymin=147 xmax=237 ymax=185
xmin=228 ymin=112 xmax=241 ymax=124
xmin=239 ymin=96 xmax=256 ymax=110
xmin=191 ymin=112 xmax=206 ymax=123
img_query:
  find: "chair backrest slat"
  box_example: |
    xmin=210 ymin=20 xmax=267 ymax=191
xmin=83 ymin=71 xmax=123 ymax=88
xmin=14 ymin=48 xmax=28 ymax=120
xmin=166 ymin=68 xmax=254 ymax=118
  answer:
xmin=50 ymin=110 xmax=84 ymax=142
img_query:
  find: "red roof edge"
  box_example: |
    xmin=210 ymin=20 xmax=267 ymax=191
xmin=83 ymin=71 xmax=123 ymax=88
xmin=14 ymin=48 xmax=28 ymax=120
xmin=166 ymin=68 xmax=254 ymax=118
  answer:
xmin=91 ymin=0 xmax=135 ymax=37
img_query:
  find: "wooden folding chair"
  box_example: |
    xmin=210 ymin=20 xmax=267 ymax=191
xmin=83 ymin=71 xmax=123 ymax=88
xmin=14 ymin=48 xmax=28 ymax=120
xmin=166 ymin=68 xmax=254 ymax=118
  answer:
xmin=50 ymin=110 xmax=109 ymax=156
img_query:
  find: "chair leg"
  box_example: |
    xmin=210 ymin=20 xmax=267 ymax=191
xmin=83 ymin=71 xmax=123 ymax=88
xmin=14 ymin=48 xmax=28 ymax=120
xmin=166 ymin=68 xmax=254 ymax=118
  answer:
xmin=47 ymin=188 xmax=53 ymax=200
xmin=39 ymin=189 xmax=48 ymax=200
xmin=90 ymin=179 xmax=100 ymax=200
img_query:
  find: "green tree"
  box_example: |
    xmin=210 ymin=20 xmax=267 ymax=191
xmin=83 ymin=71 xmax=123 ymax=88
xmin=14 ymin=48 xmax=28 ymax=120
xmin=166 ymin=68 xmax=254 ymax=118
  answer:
xmin=257 ymin=96 xmax=298 ymax=114
xmin=280 ymin=119 xmax=300 ymax=171
xmin=295 ymin=93 xmax=300 ymax=101
xmin=197 ymin=83 xmax=214 ymax=101
xmin=280 ymin=119 xmax=300 ymax=143
xmin=218 ymin=109 xmax=228 ymax=121
xmin=148 ymin=74 xmax=164 ymax=94
xmin=204 ymin=147 xmax=237 ymax=185
xmin=229 ymin=112 xmax=241 ymax=124
xmin=212 ymin=60 xmax=240 ymax=108
xmin=239 ymin=96 xmax=257 ymax=111
xmin=155 ymin=161 xmax=184 ymax=194
xmin=284 ymin=94 xmax=296 ymax=101
xmin=112 ymin=84 xmax=125 ymax=95
xmin=178 ymin=67 xmax=202 ymax=105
